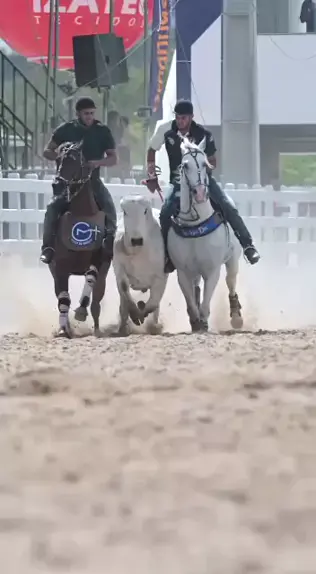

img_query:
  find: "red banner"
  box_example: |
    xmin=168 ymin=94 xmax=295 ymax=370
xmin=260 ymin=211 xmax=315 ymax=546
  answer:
xmin=0 ymin=0 xmax=153 ymax=69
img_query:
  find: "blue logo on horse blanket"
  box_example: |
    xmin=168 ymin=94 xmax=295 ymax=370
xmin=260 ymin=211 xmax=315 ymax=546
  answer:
xmin=71 ymin=221 xmax=101 ymax=247
xmin=171 ymin=213 xmax=223 ymax=239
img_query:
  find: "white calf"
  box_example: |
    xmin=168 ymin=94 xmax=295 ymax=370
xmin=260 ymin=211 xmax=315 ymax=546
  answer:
xmin=113 ymin=195 xmax=168 ymax=335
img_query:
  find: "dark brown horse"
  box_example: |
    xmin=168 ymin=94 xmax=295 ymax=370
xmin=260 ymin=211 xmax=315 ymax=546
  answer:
xmin=48 ymin=141 xmax=112 ymax=338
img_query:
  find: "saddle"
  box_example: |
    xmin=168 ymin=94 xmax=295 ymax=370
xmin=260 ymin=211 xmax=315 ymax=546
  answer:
xmin=59 ymin=211 xmax=105 ymax=252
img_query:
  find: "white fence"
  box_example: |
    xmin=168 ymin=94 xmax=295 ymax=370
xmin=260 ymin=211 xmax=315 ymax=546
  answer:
xmin=1 ymin=176 xmax=316 ymax=266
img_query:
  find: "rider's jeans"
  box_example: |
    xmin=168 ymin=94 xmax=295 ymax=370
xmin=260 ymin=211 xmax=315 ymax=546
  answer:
xmin=159 ymin=185 xmax=180 ymax=244
xmin=208 ymin=176 xmax=253 ymax=247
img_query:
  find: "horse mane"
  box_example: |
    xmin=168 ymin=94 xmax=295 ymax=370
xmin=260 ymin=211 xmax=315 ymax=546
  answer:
xmin=181 ymin=136 xmax=197 ymax=151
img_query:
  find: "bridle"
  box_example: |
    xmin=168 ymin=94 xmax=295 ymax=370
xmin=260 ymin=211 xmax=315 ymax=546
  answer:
xmin=54 ymin=142 xmax=92 ymax=201
xmin=178 ymin=146 xmax=209 ymax=222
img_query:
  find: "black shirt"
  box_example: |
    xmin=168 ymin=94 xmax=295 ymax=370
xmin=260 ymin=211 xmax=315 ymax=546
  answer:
xmin=52 ymin=119 xmax=116 ymax=178
xmin=164 ymin=120 xmax=216 ymax=183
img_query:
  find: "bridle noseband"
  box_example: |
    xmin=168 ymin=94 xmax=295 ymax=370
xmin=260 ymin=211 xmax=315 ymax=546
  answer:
xmin=181 ymin=147 xmax=206 ymax=189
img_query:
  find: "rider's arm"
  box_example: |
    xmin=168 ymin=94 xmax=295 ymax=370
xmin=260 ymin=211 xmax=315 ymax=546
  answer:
xmin=205 ymin=130 xmax=217 ymax=168
xmin=94 ymin=126 xmax=117 ymax=167
xmin=43 ymin=123 xmax=69 ymax=161
xmin=147 ymin=123 xmax=168 ymax=177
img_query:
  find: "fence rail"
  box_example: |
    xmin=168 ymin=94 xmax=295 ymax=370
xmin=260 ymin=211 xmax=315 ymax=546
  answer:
xmin=0 ymin=179 xmax=315 ymax=266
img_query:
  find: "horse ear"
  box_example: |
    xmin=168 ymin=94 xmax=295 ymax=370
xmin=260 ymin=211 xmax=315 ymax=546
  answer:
xmin=197 ymin=137 xmax=206 ymax=152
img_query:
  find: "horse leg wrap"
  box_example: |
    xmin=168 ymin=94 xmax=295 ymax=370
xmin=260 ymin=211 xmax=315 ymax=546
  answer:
xmin=58 ymin=291 xmax=70 ymax=329
xmin=80 ymin=266 xmax=98 ymax=307
xmin=229 ymin=293 xmax=242 ymax=316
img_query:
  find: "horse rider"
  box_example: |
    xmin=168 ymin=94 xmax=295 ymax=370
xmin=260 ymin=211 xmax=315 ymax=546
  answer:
xmin=146 ymin=99 xmax=260 ymax=273
xmin=40 ymin=96 xmax=118 ymax=264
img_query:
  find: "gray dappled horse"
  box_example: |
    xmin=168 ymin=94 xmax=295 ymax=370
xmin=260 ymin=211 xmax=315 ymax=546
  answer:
xmin=167 ymin=137 xmax=243 ymax=332
xmin=48 ymin=141 xmax=111 ymax=338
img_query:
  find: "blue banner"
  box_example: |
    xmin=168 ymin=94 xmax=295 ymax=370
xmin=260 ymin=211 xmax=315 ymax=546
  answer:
xmin=175 ymin=0 xmax=222 ymax=101
xmin=148 ymin=0 xmax=171 ymax=120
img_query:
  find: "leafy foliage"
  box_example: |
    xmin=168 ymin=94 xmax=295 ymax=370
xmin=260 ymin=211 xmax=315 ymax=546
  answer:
xmin=280 ymin=155 xmax=316 ymax=186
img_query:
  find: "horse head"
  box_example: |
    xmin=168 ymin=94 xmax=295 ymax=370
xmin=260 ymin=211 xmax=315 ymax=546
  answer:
xmin=55 ymin=140 xmax=92 ymax=201
xmin=180 ymin=137 xmax=210 ymax=205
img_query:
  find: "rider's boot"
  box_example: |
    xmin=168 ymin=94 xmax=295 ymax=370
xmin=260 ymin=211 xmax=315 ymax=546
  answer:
xmin=159 ymin=210 xmax=175 ymax=274
xmin=40 ymin=201 xmax=60 ymax=264
xmin=243 ymin=244 xmax=260 ymax=265
xmin=164 ymin=254 xmax=175 ymax=274
xmin=40 ymin=247 xmax=55 ymax=265
xmin=102 ymin=231 xmax=115 ymax=259
xmin=208 ymin=177 xmax=260 ymax=265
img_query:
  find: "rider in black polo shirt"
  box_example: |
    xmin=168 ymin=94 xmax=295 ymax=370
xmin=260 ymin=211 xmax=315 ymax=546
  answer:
xmin=40 ymin=97 xmax=118 ymax=264
xmin=146 ymin=99 xmax=260 ymax=273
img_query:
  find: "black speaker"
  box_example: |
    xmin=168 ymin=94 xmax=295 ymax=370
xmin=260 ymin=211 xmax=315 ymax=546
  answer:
xmin=72 ymin=33 xmax=129 ymax=89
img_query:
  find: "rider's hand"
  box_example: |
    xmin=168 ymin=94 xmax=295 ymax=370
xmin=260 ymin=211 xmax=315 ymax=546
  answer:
xmin=87 ymin=160 xmax=101 ymax=169
xmin=146 ymin=177 xmax=161 ymax=194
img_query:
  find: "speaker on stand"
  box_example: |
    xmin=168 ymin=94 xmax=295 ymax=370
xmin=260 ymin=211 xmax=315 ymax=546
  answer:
xmin=72 ymin=33 xmax=129 ymax=179
xmin=72 ymin=33 xmax=129 ymax=89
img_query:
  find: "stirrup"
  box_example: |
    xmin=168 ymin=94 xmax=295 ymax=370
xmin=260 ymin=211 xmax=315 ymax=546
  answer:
xmin=40 ymin=247 xmax=55 ymax=264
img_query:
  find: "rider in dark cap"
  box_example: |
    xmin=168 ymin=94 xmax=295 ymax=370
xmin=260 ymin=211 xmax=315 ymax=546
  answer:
xmin=174 ymin=99 xmax=194 ymax=115
xmin=40 ymin=96 xmax=118 ymax=264
xmin=146 ymin=99 xmax=260 ymax=272
xmin=75 ymin=96 xmax=96 ymax=111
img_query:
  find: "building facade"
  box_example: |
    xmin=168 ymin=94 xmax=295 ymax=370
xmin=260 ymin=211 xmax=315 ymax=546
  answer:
xmin=157 ymin=0 xmax=315 ymax=186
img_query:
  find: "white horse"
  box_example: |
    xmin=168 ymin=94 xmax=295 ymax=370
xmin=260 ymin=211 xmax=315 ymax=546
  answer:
xmin=167 ymin=137 xmax=243 ymax=332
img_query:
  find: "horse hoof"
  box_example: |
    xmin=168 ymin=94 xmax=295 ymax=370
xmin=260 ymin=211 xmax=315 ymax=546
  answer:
xmin=130 ymin=309 xmax=144 ymax=326
xmin=94 ymin=328 xmax=102 ymax=338
xmin=231 ymin=314 xmax=243 ymax=330
xmin=137 ymin=300 xmax=146 ymax=311
xmin=199 ymin=320 xmax=208 ymax=332
xmin=74 ymin=306 xmax=88 ymax=322
xmin=56 ymin=327 xmax=71 ymax=339
xmin=147 ymin=322 xmax=163 ymax=336
xmin=118 ymin=325 xmax=130 ymax=337
xmin=190 ymin=319 xmax=201 ymax=333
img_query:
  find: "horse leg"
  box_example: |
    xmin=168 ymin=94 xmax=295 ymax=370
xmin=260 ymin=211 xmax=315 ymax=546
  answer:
xmin=57 ymin=291 xmax=72 ymax=338
xmin=194 ymin=276 xmax=201 ymax=310
xmin=118 ymin=277 xmax=144 ymax=328
xmin=52 ymin=270 xmax=72 ymax=338
xmin=90 ymin=261 xmax=111 ymax=336
xmin=118 ymin=294 xmax=131 ymax=337
xmin=74 ymin=265 xmax=98 ymax=322
xmin=177 ymin=270 xmax=200 ymax=332
xmin=138 ymin=276 xmax=168 ymax=318
xmin=145 ymin=306 xmax=163 ymax=335
xmin=199 ymin=268 xmax=221 ymax=331
xmin=225 ymin=253 xmax=243 ymax=329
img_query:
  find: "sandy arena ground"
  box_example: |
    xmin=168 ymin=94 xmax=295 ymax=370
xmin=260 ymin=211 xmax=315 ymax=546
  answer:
xmin=0 ymin=256 xmax=316 ymax=573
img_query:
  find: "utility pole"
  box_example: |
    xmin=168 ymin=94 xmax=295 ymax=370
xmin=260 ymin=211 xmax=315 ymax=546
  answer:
xmin=43 ymin=0 xmax=55 ymax=159
xmin=102 ymin=0 xmax=114 ymax=125
xmin=143 ymin=0 xmax=150 ymax=166
xmin=221 ymin=0 xmax=260 ymax=186
xmin=52 ymin=0 xmax=60 ymax=128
